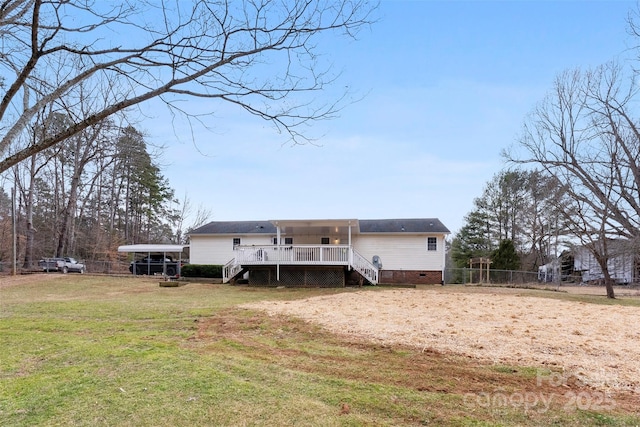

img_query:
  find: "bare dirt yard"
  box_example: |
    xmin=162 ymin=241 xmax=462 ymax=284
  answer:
xmin=243 ymin=286 xmax=640 ymax=395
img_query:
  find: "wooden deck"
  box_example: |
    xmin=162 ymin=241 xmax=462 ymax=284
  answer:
xmin=223 ymin=244 xmax=378 ymax=285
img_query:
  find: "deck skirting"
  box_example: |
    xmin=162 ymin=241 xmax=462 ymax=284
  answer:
xmin=246 ymin=266 xmax=345 ymax=287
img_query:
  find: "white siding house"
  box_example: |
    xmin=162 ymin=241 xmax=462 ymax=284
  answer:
xmin=188 ymin=218 xmax=450 ymax=286
xmin=573 ymin=244 xmax=637 ymax=284
xmin=539 ymin=241 xmax=639 ymax=285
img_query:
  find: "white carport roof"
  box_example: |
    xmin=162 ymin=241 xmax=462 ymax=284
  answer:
xmin=117 ymin=244 xmax=188 ymax=253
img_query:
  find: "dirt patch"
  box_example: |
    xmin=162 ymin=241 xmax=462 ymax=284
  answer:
xmin=242 ymin=288 xmax=640 ymax=395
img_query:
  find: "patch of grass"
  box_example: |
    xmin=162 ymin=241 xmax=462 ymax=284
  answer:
xmin=1 ymin=276 xmax=639 ymax=426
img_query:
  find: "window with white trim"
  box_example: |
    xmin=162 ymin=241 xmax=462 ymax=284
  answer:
xmin=427 ymin=237 xmax=437 ymax=251
xmin=233 ymin=237 xmax=241 ymax=248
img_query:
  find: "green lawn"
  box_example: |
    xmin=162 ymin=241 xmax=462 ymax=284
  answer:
xmin=1 ymin=276 xmax=639 ymax=426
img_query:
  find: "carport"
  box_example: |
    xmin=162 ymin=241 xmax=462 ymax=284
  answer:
xmin=117 ymin=244 xmax=188 ymax=277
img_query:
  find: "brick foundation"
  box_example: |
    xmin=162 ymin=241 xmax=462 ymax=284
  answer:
xmin=379 ymin=270 xmax=443 ymax=285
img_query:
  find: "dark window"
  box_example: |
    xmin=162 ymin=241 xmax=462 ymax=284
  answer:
xmin=233 ymin=237 xmax=241 ymax=248
xmin=321 ymin=237 xmax=330 ymax=245
xmin=427 ymin=237 xmax=437 ymax=251
xmin=274 ymin=237 xmax=293 ymax=244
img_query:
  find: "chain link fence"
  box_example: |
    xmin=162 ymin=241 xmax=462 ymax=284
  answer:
xmin=83 ymin=260 xmax=131 ymax=275
xmin=444 ymin=268 xmax=582 ymax=286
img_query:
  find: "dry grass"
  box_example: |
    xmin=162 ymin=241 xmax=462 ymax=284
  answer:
xmin=3 ymin=275 xmax=640 ymax=425
xmin=0 ymin=273 xmax=66 ymax=288
xmin=243 ymin=286 xmax=640 ymax=395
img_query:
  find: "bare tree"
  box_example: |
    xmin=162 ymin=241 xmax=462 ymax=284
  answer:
xmin=0 ymin=187 xmax=11 ymax=266
xmin=505 ymin=63 xmax=640 ymax=298
xmin=0 ymin=0 xmax=375 ymax=173
xmin=52 ymin=121 xmax=110 ymax=257
xmin=523 ymin=172 xmax=568 ymax=271
xmin=189 ymin=204 xmax=215 ymax=232
xmin=10 ymin=106 xmax=61 ymax=268
xmin=172 ymin=193 xmax=214 ymax=244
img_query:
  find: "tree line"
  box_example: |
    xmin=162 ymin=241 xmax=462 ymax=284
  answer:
xmin=4 ymin=1 xmax=638 ymax=298
xmin=450 ymin=170 xmax=565 ymax=272
xmin=453 ymin=9 xmax=640 ymax=298
xmin=0 ymin=0 xmax=375 ymax=271
xmin=0 ymin=118 xmax=205 ymax=271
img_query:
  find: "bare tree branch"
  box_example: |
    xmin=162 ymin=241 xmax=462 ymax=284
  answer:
xmin=503 ymin=61 xmax=640 ymax=298
xmin=0 ymin=0 xmax=377 ymax=173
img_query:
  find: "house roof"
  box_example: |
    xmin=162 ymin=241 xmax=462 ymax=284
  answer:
xmin=189 ymin=218 xmax=450 ymax=235
xmin=359 ymin=218 xmax=450 ymax=234
xmin=189 ymin=220 xmax=277 ymax=235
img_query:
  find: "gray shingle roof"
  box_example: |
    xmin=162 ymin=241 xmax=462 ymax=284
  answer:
xmin=190 ymin=218 xmax=449 ymax=235
xmin=190 ymin=220 xmax=276 ymax=235
xmin=359 ymin=218 xmax=450 ymax=233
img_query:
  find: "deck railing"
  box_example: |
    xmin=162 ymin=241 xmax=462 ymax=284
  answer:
xmin=223 ymin=244 xmax=379 ymax=285
xmin=223 ymin=258 xmax=243 ymax=283
xmin=352 ymin=249 xmax=379 ymax=284
xmin=234 ymin=245 xmax=351 ymax=265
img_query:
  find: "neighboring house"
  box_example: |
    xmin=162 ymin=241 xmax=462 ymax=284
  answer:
xmin=537 ymin=251 xmax=574 ymax=283
xmin=538 ymin=241 xmax=639 ymax=285
xmin=188 ymin=218 xmax=450 ymax=287
xmin=573 ymin=242 xmax=638 ymax=285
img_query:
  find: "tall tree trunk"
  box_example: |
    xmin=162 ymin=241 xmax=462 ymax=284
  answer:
xmin=55 ymin=209 xmax=67 ymax=257
xmin=22 ymin=155 xmax=37 ymax=268
xmin=56 ymin=170 xmax=80 ymax=257
xmin=602 ymin=272 xmax=615 ymax=299
xmin=596 ymin=256 xmax=616 ymax=299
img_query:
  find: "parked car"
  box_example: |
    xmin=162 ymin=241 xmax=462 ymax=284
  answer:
xmin=129 ymin=255 xmax=183 ymax=276
xmin=38 ymin=257 xmax=86 ymax=274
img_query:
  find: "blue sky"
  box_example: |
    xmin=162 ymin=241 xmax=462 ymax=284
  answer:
xmin=145 ymin=0 xmax=636 ymax=234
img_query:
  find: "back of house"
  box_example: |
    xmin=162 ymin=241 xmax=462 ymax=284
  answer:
xmin=189 ymin=218 xmax=450 ymax=287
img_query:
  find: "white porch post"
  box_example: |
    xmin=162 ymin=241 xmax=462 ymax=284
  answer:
xmin=441 ymin=236 xmax=446 ymax=285
xmin=276 ymin=223 xmax=281 ymax=281
xmin=348 ymin=221 xmax=352 ymax=267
